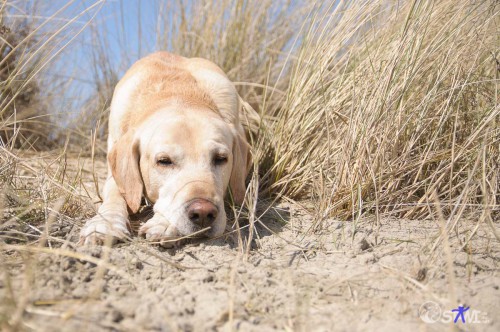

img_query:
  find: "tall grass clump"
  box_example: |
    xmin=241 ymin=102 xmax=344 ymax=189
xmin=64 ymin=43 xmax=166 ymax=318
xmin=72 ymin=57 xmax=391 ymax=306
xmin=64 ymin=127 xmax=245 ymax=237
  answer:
xmin=258 ymin=0 xmax=498 ymax=223
xmin=1 ymin=1 xmax=106 ymax=242
xmin=0 ymin=2 xmax=49 ymax=148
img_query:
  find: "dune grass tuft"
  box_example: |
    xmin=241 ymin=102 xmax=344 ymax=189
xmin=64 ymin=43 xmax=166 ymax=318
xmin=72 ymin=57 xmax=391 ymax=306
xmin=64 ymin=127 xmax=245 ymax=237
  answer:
xmin=255 ymin=0 xmax=499 ymax=225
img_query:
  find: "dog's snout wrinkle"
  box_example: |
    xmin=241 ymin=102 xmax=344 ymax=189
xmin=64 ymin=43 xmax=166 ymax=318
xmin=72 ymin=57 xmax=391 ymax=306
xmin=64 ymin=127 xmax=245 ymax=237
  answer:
xmin=186 ymin=198 xmax=218 ymax=227
xmin=170 ymin=179 xmax=214 ymax=202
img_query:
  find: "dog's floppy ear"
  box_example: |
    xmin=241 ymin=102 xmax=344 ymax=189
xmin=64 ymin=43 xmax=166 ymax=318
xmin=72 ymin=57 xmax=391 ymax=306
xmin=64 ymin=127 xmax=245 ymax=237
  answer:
xmin=230 ymin=127 xmax=251 ymax=205
xmin=108 ymin=130 xmax=143 ymax=213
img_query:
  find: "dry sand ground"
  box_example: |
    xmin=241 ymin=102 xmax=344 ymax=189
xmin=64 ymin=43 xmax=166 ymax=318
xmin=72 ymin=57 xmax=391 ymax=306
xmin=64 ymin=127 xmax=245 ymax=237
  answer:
xmin=1 ymin=156 xmax=498 ymax=331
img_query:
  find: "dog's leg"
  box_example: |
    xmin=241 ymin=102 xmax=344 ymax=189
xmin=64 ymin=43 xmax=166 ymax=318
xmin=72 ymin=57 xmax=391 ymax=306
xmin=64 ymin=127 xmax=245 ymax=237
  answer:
xmin=138 ymin=213 xmax=183 ymax=248
xmin=79 ymin=176 xmax=131 ymax=245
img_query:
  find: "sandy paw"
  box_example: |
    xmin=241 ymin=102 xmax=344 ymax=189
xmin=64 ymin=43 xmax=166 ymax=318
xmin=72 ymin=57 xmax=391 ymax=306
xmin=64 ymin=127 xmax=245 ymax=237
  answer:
xmin=79 ymin=213 xmax=131 ymax=246
xmin=139 ymin=214 xmax=183 ymax=248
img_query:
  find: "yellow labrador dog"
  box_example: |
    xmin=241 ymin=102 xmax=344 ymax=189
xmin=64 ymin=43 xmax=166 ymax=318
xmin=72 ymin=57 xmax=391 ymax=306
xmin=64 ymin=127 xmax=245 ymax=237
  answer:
xmin=80 ymin=52 xmax=252 ymax=246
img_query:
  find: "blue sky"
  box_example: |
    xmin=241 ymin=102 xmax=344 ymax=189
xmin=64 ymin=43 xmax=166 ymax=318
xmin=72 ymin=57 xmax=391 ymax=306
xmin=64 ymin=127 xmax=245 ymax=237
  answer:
xmin=33 ymin=0 xmax=177 ymax=118
xmin=5 ymin=0 xmax=318 ymax=122
xmin=64 ymin=1 xmax=160 ymax=89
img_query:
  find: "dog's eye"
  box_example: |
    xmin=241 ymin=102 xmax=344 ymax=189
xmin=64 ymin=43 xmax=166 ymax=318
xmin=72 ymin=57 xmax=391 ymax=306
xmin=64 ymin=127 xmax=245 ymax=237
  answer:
xmin=213 ymin=155 xmax=228 ymax=166
xmin=157 ymin=158 xmax=173 ymax=166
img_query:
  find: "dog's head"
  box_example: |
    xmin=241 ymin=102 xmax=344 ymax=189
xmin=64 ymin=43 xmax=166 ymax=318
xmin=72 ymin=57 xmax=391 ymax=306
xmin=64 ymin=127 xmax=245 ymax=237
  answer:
xmin=108 ymin=106 xmax=251 ymax=238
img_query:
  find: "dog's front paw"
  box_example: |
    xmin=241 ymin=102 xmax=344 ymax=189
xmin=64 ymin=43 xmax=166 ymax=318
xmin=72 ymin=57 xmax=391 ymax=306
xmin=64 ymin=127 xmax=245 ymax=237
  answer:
xmin=138 ymin=214 xmax=183 ymax=248
xmin=79 ymin=213 xmax=131 ymax=246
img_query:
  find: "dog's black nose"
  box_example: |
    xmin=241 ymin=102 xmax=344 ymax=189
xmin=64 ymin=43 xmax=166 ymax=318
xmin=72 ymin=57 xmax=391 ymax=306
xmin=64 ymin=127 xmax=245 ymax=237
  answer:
xmin=187 ymin=199 xmax=218 ymax=227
